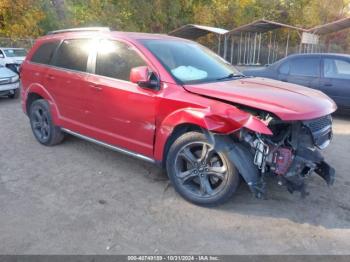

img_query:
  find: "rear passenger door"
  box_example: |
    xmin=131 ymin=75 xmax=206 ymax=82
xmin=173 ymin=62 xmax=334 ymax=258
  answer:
xmin=321 ymin=57 xmax=350 ymax=109
xmin=47 ymin=38 xmax=95 ymax=125
xmin=284 ymin=56 xmax=321 ymax=89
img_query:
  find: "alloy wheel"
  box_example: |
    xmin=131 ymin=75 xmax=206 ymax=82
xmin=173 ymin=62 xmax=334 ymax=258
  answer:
xmin=174 ymin=142 xmax=229 ymax=198
xmin=31 ymin=107 xmax=50 ymax=142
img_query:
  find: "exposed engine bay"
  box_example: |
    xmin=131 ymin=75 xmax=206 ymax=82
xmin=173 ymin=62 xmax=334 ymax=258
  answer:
xmin=206 ymin=112 xmax=335 ymax=198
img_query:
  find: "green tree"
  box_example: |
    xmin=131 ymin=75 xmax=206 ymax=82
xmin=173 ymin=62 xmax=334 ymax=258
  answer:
xmin=0 ymin=0 xmax=45 ymax=38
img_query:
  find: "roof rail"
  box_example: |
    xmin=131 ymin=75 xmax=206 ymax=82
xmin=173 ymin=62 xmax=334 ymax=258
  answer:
xmin=47 ymin=27 xmax=110 ymax=35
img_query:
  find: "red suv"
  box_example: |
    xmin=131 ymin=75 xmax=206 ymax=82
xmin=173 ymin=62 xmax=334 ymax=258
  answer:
xmin=21 ymin=27 xmax=336 ymax=206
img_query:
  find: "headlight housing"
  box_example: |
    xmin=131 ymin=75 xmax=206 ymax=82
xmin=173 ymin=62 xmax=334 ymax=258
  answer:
xmin=11 ymin=75 xmax=19 ymax=83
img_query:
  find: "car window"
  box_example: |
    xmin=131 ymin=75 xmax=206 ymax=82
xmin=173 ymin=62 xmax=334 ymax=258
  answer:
xmin=289 ymin=57 xmax=320 ymax=77
xmin=324 ymin=58 xmax=350 ymax=79
xmin=54 ymin=39 xmax=92 ymax=72
xmin=3 ymin=49 xmax=27 ymax=57
xmin=0 ymin=50 xmax=4 ymax=57
xmin=278 ymin=61 xmax=290 ymax=74
xmin=31 ymin=41 xmax=60 ymax=65
xmin=95 ymin=40 xmax=146 ymax=81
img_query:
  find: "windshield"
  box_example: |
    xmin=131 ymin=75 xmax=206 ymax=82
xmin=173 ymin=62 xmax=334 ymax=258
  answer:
xmin=141 ymin=39 xmax=242 ymax=84
xmin=3 ymin=49 xmax=27 ymax=57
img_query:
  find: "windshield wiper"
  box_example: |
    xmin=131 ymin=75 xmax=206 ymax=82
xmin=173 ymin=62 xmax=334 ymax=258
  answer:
xmin=216 ymin=73 xmax=245 ymax=81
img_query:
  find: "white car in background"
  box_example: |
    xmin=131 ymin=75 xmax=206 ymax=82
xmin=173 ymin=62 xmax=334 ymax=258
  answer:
xmin=0 ymin=47 xmax=27 ymax=73
xmin=0 ymin=65 xmax=20 ymax=99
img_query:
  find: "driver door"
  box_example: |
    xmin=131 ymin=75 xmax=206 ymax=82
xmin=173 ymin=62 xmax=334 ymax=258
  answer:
xmin=84 ymin=39 xmax=158 ymax=157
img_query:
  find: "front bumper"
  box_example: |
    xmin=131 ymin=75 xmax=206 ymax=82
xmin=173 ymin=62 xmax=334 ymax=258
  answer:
xmin=0 ymin=82 xmax=19 ymax=96
xmin=303 ymin=115 xmax=333 ymax=149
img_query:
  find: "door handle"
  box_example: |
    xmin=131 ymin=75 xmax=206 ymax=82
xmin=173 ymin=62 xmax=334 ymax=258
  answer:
xmin=89 ymin=84 xmax=103 ymax=91
xmin=46 ymin=74 xmax=55 ymax=80
xmin=324 ymin=83 xmax=332 ymax=87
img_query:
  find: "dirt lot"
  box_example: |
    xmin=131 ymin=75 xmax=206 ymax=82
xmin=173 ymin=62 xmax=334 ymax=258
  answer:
xmin=0 ymin=98 xmax=350 ymax=254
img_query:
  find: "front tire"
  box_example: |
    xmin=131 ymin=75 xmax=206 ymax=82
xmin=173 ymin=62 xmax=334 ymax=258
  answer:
xmin=166 ymin=132 xmax=240 ymax=206
xmin=29 ymin=99 xmax=64 ymax=146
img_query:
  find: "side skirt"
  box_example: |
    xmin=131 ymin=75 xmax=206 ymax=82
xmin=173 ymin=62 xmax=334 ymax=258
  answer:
xmin=61 ymin=128 xmax=156 ymax=164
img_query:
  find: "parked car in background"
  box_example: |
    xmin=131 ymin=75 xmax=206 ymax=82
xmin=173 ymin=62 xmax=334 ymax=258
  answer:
xmin=0 ymin=65 xmax=20 ymax=98
xmin=243 ymin=53 xmax=350 ymax=113
xmin=20 ymin=28 xmax=336 ymax=206
xmin=0 ymin=47 xmax=27 ymax=73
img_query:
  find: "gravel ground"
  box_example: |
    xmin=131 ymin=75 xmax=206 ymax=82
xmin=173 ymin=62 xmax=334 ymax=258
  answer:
xmin=0 ymin=98 xmax=350 ymax=254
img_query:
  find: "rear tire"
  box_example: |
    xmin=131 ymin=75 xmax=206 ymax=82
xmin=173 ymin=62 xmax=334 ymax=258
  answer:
xmin=29 ymin=99 xmax=64 ymax=146
xmin=8 ymin=88 xmax=19 ymax=99
xmin=166 ymin=132 xmax=240 ymax=206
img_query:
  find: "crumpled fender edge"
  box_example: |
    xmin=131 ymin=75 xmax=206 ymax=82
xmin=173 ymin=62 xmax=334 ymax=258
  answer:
xmin=154 ymin=106 xmax=273 ymax=161
xmin=204 ymin=130 xmax=265 ymax=198
xmin=243 ymin=116 xmax=273 ymax=135
xmin=154 ymin=106 xmax=249 ymax=161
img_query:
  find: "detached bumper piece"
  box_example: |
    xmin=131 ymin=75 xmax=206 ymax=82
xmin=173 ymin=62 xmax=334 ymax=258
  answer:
xmin=205 ymin=131 xmax=266 ymax=199
xmin=281 ymin=148 xmax=336 ymax=197
xmin=315 ymin=161 xmax=335 ymax=186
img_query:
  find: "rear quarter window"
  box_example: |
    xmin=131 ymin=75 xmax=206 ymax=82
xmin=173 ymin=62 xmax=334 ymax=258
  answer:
xmin=53 ymin=39 xmax=91 ymax=72
xmin=31 ymin=41 xmax=60 ymax=64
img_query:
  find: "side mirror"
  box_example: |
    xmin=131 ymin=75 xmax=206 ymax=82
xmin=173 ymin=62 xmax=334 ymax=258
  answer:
xmin=0 ymin=54 xmax=4 ymax=58
xmin=130 ymin=66 xmax=159 ymax=90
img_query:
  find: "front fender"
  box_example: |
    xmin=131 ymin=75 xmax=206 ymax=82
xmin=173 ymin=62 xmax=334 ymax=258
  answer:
xmin=153 ymin=103 xmax=272 ymax=161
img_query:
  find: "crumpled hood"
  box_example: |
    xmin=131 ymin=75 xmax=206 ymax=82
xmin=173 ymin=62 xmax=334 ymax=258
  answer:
xmin=184 ymin=77 xmax=337 ymax=121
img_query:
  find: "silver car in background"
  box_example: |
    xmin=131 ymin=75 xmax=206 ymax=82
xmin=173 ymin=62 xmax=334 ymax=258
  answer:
xmin=0 ymin=65 xmax=20 ymax=99
xmin=0 ymin=47 xmax=27 ymax=73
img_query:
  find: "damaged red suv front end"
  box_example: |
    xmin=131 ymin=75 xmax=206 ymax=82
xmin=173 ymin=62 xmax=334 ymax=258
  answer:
xmin=183 ymin=77 xmax=336 ymax=198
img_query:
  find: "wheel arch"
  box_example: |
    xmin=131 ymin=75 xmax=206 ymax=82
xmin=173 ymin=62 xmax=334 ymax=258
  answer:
xmin=24 ymin=84 xmax=60 ymax=124
xmin=161 ymin=123 xmax=202 ymax=168
xmin=26 ymin=92 xmax=44 ymax=114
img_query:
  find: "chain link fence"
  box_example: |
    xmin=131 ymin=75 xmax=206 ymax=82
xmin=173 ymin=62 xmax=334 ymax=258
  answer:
xmin=0 ymin=37 xmax=35 ymax=49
